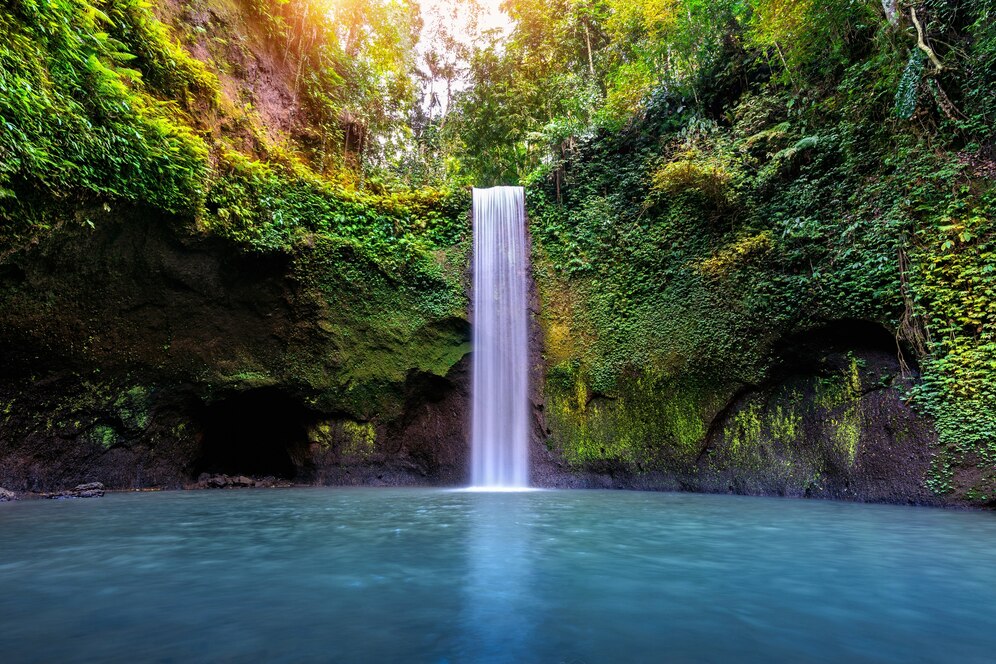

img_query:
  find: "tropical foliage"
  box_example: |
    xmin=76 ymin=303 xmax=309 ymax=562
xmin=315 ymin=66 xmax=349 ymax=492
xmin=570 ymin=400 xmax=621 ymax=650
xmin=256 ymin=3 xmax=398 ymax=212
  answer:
xmin=1 ymin=0 xmax=995 ymax=499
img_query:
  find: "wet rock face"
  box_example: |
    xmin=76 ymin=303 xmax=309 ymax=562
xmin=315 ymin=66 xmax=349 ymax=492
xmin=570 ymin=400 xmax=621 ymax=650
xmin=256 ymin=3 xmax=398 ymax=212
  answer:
xmin=0 ymin=487 xmax=16 ymax=502
xmin=692 ymin=344 xmax=937 ymax=503
xmin=534 ymin=321 xmax=944 ymax=505
xmin=0 ymin=204 xmax=947 ymax=503
xmin=305 ymin=356 xmax=472 ymax=487
xmin=0 ymin=205 xmax=471 ymax=493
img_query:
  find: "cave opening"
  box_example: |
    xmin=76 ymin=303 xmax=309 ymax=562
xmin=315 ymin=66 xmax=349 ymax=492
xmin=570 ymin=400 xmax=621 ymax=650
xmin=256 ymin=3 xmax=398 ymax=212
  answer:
xmin=192 ymin=388 xmax=315 ymax=479
xmin=774 ymin=319 xmax=909 ymax=375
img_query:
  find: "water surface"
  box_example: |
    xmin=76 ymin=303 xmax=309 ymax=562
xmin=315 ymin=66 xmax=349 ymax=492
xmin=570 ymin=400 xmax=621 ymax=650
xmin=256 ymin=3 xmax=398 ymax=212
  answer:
xmin=1 ymin=489 xmax=995 ymax=663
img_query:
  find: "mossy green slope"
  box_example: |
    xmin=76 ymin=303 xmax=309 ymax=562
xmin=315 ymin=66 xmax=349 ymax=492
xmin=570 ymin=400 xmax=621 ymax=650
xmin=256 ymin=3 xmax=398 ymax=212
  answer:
xmin=0 ymin=0 xmax=472 ymax=489
xmin=526 ymin=3 xmax=995 ymax=503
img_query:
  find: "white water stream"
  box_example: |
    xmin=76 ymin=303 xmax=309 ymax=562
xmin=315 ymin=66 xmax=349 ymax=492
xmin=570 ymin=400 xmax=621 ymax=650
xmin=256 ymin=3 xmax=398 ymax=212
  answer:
xmin=471 ymin=186 xmax=529 ymax=488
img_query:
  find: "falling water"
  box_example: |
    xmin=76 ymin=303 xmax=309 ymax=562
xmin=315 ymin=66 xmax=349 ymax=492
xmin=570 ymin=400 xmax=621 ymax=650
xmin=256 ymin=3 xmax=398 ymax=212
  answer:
xmin=471 ymin=186 xmax=529 ymax=488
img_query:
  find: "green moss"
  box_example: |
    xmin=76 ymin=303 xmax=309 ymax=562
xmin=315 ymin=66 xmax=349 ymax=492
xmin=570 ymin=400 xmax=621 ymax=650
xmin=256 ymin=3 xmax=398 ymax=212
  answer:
xmin=727 ymin=401 xmax=762 ymax=459
xmin=814 ymin=357 xmax=863 ymax=465
xmin=114 ymin=386 xmax=150 ymax=431
xmin=223 ymin=371 xmax=277 ymax=388
xmin=769 ymin=404 xmax=802 ymax=445
xmin=546 ymin=367 xmax=719 ymax=469
xmin=281 ymin=231 xmax=468 ymax=418
xmin=308 ymin=419 xmax=377 ymax=461
xmin=309 ymin=421 xmax=335 ymax=450
xmin=718 ymin=398 xmax=805 ymax=473
xmin=89 ymin=424 xmax=118 ymax=450
xmin=340 ymin=421 xmax=377 ymax=460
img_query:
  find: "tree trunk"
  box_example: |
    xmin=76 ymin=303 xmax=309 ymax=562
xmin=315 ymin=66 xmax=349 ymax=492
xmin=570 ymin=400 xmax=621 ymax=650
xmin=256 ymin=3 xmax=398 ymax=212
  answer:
xmin=881 ymin=0 xmax=898 ymax=25
xmin=584 ymin=23 xmax=595 ymax=77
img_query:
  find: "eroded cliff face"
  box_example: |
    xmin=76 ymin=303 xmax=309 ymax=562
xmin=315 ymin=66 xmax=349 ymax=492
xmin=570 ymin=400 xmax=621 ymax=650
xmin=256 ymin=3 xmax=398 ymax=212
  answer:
xmin=0 ymin=199 xmax=952 ymax=504
xmin=0 ymin=199 xmax=948 ymax=503
xmin=532 ymin=320 xmax=939 ymax=504
xmin=0 ymin=204 xmax=471 ymax=491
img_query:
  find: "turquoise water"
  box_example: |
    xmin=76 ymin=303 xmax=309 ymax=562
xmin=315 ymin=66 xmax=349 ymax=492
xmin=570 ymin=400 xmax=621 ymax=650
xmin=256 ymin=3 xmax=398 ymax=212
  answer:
xmin=1 ymin=489 xmax=995 ymax=663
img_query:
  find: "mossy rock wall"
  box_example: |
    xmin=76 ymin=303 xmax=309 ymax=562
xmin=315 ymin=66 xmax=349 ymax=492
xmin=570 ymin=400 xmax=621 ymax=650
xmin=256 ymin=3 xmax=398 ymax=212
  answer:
xmin=0 ymin=203 xmax=470 ymax=491
xmin=535 ymin=322 xmax=937 ymax=504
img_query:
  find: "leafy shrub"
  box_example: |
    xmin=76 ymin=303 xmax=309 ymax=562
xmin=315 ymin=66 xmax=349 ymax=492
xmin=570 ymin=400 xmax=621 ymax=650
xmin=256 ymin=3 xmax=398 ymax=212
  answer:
xmin=0 ymin=0 xmax=211 ymax=239
xmin=651 ymin=154 xmax=733 ymax=206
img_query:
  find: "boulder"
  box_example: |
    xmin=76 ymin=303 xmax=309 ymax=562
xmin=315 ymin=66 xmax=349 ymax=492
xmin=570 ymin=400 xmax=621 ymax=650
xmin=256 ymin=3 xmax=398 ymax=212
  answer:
xmin=0 ymin=487 xmax=17 ymax=502
xmin=47 ymin=482 xmax=105 ymax=499
xmin=73 ymin=482 xmax=105 ymax=498
xmin=206 ymin=474 xmax=230 ymax=488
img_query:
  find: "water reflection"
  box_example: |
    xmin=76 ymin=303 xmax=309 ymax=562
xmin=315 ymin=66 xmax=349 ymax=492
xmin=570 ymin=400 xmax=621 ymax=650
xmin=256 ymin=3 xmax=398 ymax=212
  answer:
xmin=461 ymin=492 xmax=535 ymax=662
xmin=2 ymin=489 xmax=996 ymax=662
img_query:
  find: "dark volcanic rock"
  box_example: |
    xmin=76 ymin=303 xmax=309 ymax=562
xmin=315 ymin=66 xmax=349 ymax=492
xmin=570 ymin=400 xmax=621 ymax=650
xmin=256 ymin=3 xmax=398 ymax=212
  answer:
xmin=206 ymin=474 xmax=230 ymax=489
xmin=72 ymin=482 xmax=106 ymax=498
xmin=48 ymin=482 xmax=105 ymax=499
xmin=192 ymin=473 xmax=292 ymax=489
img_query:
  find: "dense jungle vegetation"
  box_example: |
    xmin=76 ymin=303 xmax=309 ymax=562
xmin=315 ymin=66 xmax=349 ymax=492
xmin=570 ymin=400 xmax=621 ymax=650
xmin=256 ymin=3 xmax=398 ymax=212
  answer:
xmin=1 ymin=0 xmax=994 ymax=499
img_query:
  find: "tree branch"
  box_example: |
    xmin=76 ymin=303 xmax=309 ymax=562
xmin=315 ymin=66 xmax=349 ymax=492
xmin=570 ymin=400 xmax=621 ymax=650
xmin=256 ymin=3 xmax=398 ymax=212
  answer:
xmin=910 ymin=8 xmax=943 ymax=72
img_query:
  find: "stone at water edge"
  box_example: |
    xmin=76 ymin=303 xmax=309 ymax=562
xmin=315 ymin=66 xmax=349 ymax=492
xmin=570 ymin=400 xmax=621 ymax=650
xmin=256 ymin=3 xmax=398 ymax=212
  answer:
xmin=192 ymin=473 xmax=293 ymax=489
xmin=0 ymin=487 xmax=17 ymax=502
xmin=47 ymin=482 xmax=105 ymax=499
xmin=73 ymin=482 xmax=105 ymax=498
xmin=206 ymin=474 xmax=230 ymax=488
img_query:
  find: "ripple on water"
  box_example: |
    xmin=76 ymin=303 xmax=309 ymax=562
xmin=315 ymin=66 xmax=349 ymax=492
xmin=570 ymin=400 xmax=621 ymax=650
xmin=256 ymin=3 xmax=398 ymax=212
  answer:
xmin=0 ymin=488 xmax=995 ymax=663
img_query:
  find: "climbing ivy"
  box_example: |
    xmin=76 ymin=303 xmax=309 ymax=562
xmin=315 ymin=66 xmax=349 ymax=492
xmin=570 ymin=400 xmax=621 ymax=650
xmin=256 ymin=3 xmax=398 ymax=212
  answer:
xmin=525 ymin=0 xmax=996 ymax=500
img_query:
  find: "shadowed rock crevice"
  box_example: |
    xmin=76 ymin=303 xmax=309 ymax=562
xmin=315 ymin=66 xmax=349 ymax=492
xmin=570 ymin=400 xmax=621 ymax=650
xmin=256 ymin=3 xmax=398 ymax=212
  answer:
xmin=772 ymin=319 xmax=913 ymax=374
xmin=191 ymin=388 xmax=318 ymax=480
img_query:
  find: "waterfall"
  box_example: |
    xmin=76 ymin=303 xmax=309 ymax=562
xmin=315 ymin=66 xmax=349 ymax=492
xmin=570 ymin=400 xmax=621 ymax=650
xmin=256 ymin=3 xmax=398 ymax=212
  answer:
xmin=471 ymin=186 xmax=529 ymax=488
